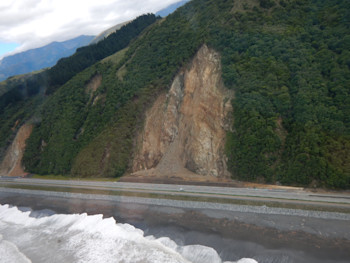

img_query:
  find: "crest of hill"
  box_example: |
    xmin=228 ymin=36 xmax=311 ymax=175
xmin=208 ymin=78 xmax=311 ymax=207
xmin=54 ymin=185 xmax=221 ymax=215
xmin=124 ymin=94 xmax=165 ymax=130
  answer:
xmin=90 ymin=21 xmax=131 ymax=44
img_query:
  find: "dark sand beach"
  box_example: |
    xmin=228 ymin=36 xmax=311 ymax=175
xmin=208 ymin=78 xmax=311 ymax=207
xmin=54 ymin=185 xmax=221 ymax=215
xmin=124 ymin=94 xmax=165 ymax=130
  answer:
xmin=0 ymin=188 xmax=349 ymax=263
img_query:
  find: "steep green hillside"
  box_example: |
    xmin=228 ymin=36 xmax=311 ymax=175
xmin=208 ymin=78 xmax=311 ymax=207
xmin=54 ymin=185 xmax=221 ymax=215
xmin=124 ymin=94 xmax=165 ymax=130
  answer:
xmin=0 ymin=14 xmax=158 ymax=163
xmin=2 ymin=0 xmax=349 ymax=188
xmin=46 ymin=14 xmax=158 ymax=94
xmin=23 ymin=8 xmax=204 ymax=176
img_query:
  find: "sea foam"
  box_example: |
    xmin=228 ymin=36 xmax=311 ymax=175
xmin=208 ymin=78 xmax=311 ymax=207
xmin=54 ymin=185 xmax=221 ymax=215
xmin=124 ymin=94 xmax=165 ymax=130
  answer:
xmin=0 ymin=204 xmax=257 ymax=263
xmin=0 ymin=234 xmax=31 ymax=263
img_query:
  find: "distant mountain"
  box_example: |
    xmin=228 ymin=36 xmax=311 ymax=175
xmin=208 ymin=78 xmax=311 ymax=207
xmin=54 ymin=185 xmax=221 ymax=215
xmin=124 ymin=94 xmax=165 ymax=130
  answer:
xmin=0 ymin=35 xmax=94 ymax=81
xmin=156 ymin=0 xmax=190 ymax=17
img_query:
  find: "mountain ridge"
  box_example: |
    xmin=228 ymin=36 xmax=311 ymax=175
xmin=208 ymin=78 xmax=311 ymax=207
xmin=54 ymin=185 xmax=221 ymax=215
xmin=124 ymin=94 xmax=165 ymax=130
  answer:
xmin=0 ymin=35 xmax=94 ymax=81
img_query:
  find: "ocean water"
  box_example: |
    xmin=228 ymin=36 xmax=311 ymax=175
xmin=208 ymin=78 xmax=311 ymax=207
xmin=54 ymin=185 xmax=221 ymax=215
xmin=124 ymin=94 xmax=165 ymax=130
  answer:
xmin=0 ymin=204 xmax=257 ymax=263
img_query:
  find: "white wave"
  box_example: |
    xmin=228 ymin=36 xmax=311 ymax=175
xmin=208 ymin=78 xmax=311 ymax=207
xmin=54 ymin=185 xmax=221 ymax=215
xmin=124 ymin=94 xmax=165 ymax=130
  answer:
xmin=235 ymin=259 xmax=259 ymax=263
xmin=222 ymin=259 xmax=258 ymax=263
xmin=0 ymin=234 xmax=31 ymax=263
xmin=0 ymin=204 xmax=258 ymax=263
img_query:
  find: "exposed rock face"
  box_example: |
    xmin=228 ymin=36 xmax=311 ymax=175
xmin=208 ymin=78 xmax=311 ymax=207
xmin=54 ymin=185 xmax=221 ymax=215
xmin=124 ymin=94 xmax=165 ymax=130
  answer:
xmin=133 ymin=45 xmax=233 ymax=178
xmin=0 ymin=124 xmax=33 ymax=177
xmin=86 ymin=74 xmax=102 ymax=96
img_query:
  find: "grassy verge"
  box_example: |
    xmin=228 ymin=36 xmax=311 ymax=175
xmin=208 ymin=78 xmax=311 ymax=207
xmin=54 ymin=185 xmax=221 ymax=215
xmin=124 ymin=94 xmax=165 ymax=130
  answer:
xmin=31 ymin=174 xmax=119 ymax=182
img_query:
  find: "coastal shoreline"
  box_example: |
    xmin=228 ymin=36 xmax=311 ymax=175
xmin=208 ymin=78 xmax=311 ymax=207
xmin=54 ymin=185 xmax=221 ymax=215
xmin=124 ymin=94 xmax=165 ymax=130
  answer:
xmin=0 ymin=188 xmax=349 ymax=263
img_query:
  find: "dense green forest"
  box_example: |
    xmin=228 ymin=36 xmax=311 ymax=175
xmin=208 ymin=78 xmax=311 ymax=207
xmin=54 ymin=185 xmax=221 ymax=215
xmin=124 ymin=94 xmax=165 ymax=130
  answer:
xmin=1 ymin=0 xmax=349 ymax=188
xmin=215 ymin=0 xmax=350 ymax=188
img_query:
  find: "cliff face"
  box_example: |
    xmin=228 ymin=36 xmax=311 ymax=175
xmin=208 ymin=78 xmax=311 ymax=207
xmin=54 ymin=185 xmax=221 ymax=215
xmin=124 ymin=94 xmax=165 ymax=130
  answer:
xmin=133 ymin=45 xmax=233 ymax=178
xmin=0 ymin=124 xmax=33 ymax=177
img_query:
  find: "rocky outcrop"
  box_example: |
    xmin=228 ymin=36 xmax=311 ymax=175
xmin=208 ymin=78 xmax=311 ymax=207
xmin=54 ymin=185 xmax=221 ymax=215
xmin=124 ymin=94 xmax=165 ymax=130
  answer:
xmin=133 ymin=45 xmax=234 ymax=178
xmin=0 ymin=124 xmax=33 ymax=177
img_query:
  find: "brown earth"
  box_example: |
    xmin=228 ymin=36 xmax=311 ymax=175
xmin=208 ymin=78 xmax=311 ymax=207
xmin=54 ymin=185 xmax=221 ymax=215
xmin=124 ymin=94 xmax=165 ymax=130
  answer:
xmin=132 ymin=44 xmax=234 ymax=179
xmin=0 ymin=123 xmax=33 ymax=177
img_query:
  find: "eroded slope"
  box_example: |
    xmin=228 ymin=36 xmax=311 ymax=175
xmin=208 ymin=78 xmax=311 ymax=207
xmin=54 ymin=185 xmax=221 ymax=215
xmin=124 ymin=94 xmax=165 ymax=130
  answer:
xmin=133 ymin=45 xmax=233 ymax=178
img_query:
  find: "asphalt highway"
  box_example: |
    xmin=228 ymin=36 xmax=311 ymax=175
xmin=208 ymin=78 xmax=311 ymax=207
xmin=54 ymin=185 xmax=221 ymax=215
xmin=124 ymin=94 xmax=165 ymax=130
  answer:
xmin=1 ymin=177 xmax=349 ymax=209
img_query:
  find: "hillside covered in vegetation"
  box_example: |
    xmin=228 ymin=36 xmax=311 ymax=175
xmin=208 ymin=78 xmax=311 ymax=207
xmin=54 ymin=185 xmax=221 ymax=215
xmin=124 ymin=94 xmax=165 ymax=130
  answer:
xmin=0 ymin=0 xmax=349 ymax=189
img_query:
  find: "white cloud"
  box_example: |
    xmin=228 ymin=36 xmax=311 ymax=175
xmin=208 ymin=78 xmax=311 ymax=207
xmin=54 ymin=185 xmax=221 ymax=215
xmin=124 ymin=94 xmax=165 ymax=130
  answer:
xmin=0 ymin=0 xmax=181 ymax=57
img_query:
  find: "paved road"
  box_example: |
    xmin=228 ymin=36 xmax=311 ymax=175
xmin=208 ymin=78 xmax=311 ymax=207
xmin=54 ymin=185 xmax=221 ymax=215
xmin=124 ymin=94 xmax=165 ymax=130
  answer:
xmin=1 ymin=177 xmax=349 ymax=208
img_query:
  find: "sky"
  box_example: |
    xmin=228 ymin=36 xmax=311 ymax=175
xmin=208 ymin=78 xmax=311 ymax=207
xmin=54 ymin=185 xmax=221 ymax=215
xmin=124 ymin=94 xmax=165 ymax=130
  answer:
xmin=0 ymin=0 xmax=181 ymax=59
